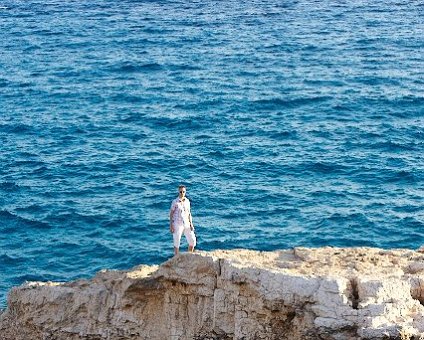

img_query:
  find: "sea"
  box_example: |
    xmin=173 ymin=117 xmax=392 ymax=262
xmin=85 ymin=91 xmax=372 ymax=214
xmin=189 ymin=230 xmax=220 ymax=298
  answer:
xmin=0 ymin=0 xmax=423 ymax=308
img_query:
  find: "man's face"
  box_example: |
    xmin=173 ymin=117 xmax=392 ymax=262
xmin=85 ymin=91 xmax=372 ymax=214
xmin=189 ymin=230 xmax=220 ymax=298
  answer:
xmin=179 ymin=187 xmax=186 ymax=198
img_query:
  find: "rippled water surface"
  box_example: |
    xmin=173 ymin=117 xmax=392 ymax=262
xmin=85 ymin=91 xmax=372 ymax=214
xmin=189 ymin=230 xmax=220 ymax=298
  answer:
xmin=1 ymin=0 xmax=423 ymax=307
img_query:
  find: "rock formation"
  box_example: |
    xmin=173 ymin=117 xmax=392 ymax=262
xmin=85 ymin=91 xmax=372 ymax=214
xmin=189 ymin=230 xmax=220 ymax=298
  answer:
xmin=1 ymin=247 xmax=424 ymax=339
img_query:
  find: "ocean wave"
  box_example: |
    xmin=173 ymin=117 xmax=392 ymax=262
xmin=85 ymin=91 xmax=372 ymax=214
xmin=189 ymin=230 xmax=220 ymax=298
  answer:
xmin=111 ymin=62 xmax=163 ymax=73
xmin=371 ymin=95 xmax=424 ymax=108
xmin=110 ymin=94 xmax=146 ymax=103
xmin=251 ymin=96 xmax=332 ymax=109
xmin=0 ymin=181 xmax=22 ymax=191
xmin=267 ymin=130 xmax=298 ymax=140
xmin=385 ymin=169 xmax=419 ymax=184
xmin=169 ymin=63 xmax=202 ymax=71
xmin=12 ymin=159 xmax=45 ymax=167
xmin=0 ymin=211 xmax=51 ymax=230
xmin=345 ymin=139 xmax=419 ymax=153
xmin=302 ymin=161 xmax=350 ymax=175
xmin=0 ymin=254 xmax=27 ymax=265
xmin=399 ymin=217 xmax=423 ymax=229
xmin=173 ymin=99 xmax=223 ymax=110
xmin=392 ymin=204 xmax=422 ymax=214
xmin=325 ymin=212 xmax=371 ymax=224
xmin=143 ymin=116 xmax=206 ymax=130
xmin=0 ymin=123 xmax=34 ymax=134
xmin=46 ymin=212 xmax=104 ymax=226
xmin=79 ymin=241 xmax=124 ymax=258
xmin=0 ymin=78 xmax=9 ymax=87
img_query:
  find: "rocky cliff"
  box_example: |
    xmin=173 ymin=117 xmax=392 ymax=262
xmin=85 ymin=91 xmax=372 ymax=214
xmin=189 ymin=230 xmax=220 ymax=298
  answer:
xmin=1 ymin=247 xmax=424 ymax=340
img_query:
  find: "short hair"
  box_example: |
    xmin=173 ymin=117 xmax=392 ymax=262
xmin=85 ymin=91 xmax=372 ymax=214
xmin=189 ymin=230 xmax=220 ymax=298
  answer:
xmin=178 ymin=185 xmax=186 ymax=190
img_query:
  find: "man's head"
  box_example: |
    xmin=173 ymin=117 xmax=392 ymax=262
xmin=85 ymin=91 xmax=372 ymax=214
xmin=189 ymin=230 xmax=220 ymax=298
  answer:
xmin=178 ymin=185 xmax=186 ymax=199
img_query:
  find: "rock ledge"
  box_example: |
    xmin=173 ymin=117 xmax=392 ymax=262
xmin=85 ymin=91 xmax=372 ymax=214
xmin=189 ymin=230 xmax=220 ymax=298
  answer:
xmin=1 ymin=247 xmax=424 ymax=339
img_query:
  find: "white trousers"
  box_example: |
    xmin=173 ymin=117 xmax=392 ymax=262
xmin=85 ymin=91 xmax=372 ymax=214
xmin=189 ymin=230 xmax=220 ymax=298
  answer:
xmin=173 ymin=224 xmax=196 ymax=248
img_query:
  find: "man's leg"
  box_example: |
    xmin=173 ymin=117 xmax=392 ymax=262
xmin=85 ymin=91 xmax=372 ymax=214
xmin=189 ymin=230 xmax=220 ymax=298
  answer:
xmin=173 ymin=225 xmax=183 ymax=256
xmin=185 ymin=227 xmax=196 ymax=253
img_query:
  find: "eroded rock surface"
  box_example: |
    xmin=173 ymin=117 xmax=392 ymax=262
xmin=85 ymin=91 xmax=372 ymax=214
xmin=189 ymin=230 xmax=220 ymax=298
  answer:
xmin=1 ymin=247 xmax=424 ymax=339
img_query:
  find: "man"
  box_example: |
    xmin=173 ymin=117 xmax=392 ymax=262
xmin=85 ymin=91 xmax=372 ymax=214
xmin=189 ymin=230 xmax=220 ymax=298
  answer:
xmin=169 ymin=185 xmax=196 ymax=255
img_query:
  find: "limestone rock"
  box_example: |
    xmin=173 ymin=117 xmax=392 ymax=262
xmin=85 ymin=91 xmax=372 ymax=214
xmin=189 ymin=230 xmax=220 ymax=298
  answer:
xmin=1 ymin=247 xmax=424 ymax=339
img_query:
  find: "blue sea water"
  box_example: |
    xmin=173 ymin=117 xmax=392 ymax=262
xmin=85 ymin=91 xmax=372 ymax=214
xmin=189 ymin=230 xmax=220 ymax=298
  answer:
xmin=0 ymin=0 xmax=423 ymax=308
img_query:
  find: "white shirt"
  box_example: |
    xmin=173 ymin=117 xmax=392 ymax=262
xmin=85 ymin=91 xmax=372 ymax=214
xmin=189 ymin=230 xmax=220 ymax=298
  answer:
xmin=170 ymin=197 xmax=191 ymax=227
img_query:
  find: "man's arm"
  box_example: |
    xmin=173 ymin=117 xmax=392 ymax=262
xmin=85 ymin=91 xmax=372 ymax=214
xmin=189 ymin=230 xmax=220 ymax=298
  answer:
xmin=169 ymin=202 xmax=175 ymax=233
xmin=188 ymin=202 xmax=194 ymax=230
xmin=189 ymin=213 xmax=194 ymax=230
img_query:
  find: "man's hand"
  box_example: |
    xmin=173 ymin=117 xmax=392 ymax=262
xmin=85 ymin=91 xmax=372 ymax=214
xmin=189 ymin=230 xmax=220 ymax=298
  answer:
xmin=190 ymin=224 xmax=195 ymax=231
xmin=170 ymin=225 xmax=174 ymax=233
